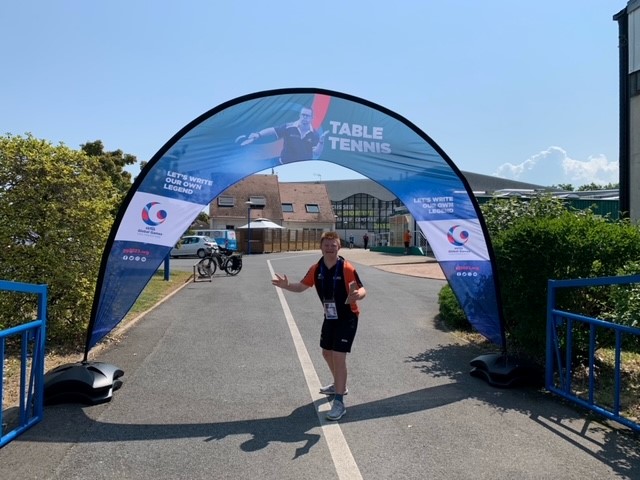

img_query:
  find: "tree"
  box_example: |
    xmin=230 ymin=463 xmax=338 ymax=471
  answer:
xmin=553 ymin=183 xmax=574 ymax=191
xmin=195 ymin=211 xmax=209 ymax=225
xmin=551 ymin=183 xmax=619 ymax=191
xmin=81 ymin=140 xmax=136 ymax=197
xmin=0 ymin=134 xmax=119 ymax=346
xmin=576 ymin=182 xmax=619 ymax=191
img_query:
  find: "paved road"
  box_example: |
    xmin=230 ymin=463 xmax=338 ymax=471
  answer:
xmin=1 ymin=250 xmax=638 ymax=479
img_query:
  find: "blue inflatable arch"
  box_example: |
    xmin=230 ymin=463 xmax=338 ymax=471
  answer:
xmin=84 ymin=88 xmax=506 ymax=358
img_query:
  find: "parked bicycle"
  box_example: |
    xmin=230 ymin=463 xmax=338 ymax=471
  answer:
xmin=196 ymin=247 xmax=243 ymax=277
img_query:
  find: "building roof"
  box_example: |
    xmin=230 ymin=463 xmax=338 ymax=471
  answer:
xmin=210 ymin=172 xmax=550 ymax=221
xmin=208 ymin=174 xmax=283 ymax=224
xmin=279 ymin=182 xmax=335 ymax=224
xmin=296 ymin=171 xmax=548 ymax=202
xmin=460 ymin=171 xmax=547 ymax=193
xmin=208 ymin=173 xmax=618 ymax=230
xmin=315 ymin=179 xmax=397 ymax=201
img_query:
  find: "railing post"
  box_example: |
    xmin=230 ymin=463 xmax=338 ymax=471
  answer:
xmin=0 ymin=280 xmax=48 ymax=447
xmin=545 ymin=274 xmax=640 ymax=433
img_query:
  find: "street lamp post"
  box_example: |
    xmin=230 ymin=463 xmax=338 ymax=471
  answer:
xmin=245 ymin=201 xmax=255 ymax=254
xmin=344 ymin=204 xmax=349 ymax=243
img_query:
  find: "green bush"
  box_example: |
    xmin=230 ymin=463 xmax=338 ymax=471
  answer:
xmin=492 ymin=211 xmax=640 ymax=362
xmin=599 ymin=262 xmax=640 ymax=352
xmin=439 ymin=194 xmax=640 ymax=365
xmin=0 ymin=134 xmax=118 ymax=347
xmin=481 ymin=194 xmax=567 ymax=233
xmin=438 ymin=284 xmax=470 ymax=331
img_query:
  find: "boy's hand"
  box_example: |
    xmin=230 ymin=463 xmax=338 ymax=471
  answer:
xmin=272 ymin=273 xmax=289 ymax=289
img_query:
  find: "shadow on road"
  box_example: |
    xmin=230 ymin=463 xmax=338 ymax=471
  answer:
xmin=12 ymin=341 xmax=640 ymax=478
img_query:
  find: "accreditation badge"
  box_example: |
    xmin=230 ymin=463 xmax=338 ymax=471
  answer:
xmin=324 ymin=301 xmax=338 ymax=320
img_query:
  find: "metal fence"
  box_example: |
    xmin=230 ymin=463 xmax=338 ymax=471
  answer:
xmin=0 ymin=280 xmax=47 ymax=447
xmin=236 ymin=228 xmax=324 ymax=254
xmin=546 ymin=275 xmax=640 ymax=433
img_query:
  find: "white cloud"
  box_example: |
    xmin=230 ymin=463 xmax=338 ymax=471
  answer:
xmin=493 ymin=146 xmax=619 ymax=187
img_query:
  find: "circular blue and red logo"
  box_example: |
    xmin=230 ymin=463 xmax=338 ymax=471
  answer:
xmin=141 ymin=202 xmax=168 ymax=226
xmin=447 ymin=225 xmax=469 ymax=247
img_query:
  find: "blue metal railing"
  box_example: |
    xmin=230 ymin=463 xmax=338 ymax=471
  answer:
xmin=546 ymin=274 xmax=640 ymax=433
xmin=0 ymin=280 xmax=47 ymax=448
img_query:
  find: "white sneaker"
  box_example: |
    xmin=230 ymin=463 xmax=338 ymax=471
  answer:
xmin=326 ymin=400 xmax=346 ymax=421
xmin=319 ymin=384 xmax=349 ymax=396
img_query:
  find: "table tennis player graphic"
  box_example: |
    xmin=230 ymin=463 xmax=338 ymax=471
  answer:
xmin=235 ymin=105 xmax=329 ymax=164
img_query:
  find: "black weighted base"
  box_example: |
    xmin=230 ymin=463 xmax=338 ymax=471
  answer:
xmin=470 ymin=353 xmax=542 ymax=388
xmin=43 ymin=362 xmax=124 ymax=405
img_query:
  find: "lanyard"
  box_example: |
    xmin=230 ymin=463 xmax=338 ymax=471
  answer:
xmin=320 ymin=259 xmax=342 ymax=301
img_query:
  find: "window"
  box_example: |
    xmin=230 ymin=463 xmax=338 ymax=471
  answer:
xmin=332 ymin=194 xmax=400 ymax=231
xmin=305 ymin=203 xmax=320 ymax=213
xmin=249 ymin=196 xmax=266 ymax=207
xmin=282 ymin=203 xmax=294 ymax=212
xmin=218 ymin=196 xmax=235 ymax=207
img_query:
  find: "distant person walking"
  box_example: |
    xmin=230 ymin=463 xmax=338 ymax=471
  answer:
xmin=363 ymin=233 xmax=369 ymax=250
xmin=403 ymin=229 xmax=412 ymax=255
xmin=348 ymin=234 xmax=354 ymax=249
xmin=271 ymin=232 xmax=366 ymax=421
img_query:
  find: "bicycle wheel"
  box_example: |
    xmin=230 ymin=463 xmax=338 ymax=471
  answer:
xmin=197 ymin=257 xmax=216 ymax=277
xmin=223 ymin=255 xmax=242 ymax=276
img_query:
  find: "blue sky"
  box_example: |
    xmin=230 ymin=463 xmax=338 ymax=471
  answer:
xmin=1 ymin=1 xmax=624 ymax=187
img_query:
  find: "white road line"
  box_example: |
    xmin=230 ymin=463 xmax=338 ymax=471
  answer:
xmin=267 ymin=260 xmax=363 ymax=480
xmin=270 ymin=253 xmax=319 ymax=261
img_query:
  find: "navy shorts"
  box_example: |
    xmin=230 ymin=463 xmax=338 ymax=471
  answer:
xmin=320 ymin=313 xmax=358 ymax=353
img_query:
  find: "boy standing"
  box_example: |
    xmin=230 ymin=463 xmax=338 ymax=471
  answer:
xmin=271 ymin=232 xmax=366 ymax=420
